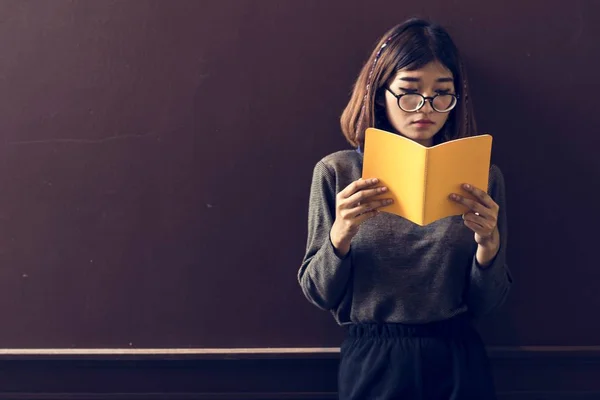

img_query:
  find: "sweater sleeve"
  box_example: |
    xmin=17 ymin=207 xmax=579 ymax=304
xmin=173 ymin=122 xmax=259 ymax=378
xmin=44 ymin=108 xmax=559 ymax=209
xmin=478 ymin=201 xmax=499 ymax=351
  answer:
xmin=297 ymin=161 xmax=353 ymax=311
xmin=467 ymin=165 xmax=513 ymax=317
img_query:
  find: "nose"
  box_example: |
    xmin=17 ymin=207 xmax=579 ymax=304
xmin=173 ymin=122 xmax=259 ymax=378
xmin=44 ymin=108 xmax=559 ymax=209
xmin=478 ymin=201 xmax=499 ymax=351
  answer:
xmin=420 ymin=98 xmax=434 ymax=113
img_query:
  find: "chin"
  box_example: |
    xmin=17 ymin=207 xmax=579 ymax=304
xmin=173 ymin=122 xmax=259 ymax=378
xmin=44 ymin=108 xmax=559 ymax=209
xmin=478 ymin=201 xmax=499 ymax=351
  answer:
xmin=403 ymin=127 xmax=439 ymax=143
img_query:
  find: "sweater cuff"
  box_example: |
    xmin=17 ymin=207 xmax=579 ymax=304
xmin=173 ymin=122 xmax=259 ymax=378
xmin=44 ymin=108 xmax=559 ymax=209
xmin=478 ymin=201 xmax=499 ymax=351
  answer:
xmin=471 ymin=245 xmax=512 ymax=286
xmin=328 ymin=235 xmax=351 ymax=261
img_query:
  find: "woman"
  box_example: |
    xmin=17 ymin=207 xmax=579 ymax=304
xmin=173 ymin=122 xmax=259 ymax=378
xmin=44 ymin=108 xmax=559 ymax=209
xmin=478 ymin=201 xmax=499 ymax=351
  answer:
xmin=298 ymin=18 xmax=513 ymax=400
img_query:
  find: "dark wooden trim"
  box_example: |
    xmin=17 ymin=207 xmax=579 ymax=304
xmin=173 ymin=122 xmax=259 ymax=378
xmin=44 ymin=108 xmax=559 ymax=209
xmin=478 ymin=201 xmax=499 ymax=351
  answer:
xmin=1 ymin=345 xmax=599 ymax=359
xmin=497 ymin=394 xmax=600 ymax=400
xmin=0 ymin=394 xmax=337 ymax=400
xmin=2 ymin=393 xmax=600 ymax=400
xmin=0 ymin=347 xmax=341 ymax=361
xmin=0 ymin=347 xmax=597 ymax=400
xmin=489 ymin=345 xmax=600 ymax=359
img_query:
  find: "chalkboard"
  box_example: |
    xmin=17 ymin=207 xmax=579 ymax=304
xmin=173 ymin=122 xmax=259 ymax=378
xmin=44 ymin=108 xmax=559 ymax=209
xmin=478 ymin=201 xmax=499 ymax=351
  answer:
xmin=0 ymin=0 xmax=598 ymax=349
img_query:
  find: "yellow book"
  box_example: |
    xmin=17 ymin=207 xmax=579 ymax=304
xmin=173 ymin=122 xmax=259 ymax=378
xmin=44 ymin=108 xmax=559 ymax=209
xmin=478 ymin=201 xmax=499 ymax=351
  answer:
xmin=361 ymin=127 xmax=493 ymax=226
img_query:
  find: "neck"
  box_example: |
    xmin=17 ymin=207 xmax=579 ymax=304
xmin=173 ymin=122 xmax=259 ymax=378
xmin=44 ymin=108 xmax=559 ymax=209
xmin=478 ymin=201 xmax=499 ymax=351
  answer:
xmin=415 ymin=138 xmax=434 ymax=147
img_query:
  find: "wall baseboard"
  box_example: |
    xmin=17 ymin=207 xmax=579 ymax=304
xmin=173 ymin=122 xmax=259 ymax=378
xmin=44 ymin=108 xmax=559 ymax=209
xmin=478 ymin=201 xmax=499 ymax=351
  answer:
xmin=2 ymin=393 xmax=600 ymax=400
xmin=0 ymin=346 xmax=597 ymax=400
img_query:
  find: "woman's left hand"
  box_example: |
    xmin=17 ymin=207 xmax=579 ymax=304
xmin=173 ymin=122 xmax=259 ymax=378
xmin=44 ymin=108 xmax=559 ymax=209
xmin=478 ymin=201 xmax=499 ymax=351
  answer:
xmin=449 ymin=184 xmax=500 ymax=264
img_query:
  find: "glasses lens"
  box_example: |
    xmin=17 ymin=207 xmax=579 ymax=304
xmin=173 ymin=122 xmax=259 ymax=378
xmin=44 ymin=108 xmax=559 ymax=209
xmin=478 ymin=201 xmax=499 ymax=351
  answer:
xmin=398 ymin=94 xmax=424 ymax=112
xmin=432 ymin=95 xmax=457 ymax=112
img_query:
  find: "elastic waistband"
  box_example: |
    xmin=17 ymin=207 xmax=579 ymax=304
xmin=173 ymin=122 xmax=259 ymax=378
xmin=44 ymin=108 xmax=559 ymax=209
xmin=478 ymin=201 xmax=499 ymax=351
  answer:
xmin=347 ymin=313 xmax=474 ymax=339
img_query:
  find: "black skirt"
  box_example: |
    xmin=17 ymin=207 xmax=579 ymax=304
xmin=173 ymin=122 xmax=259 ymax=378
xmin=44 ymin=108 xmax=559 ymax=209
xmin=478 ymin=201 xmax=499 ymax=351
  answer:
xmin=338 ymin=314 xmax=497 ymax=400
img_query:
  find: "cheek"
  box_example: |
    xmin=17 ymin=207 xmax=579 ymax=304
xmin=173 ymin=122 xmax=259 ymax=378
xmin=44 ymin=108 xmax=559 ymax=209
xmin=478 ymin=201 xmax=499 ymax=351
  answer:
xmin=434 ymin=112 xmax=451 ymax=125
xmin=385 ymin=99 xmax=410 ymax=125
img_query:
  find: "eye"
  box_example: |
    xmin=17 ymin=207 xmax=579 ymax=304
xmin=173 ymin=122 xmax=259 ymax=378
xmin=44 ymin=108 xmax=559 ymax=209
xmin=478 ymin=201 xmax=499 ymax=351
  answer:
xmin=435 ymin=89 xmax=452 ymax=95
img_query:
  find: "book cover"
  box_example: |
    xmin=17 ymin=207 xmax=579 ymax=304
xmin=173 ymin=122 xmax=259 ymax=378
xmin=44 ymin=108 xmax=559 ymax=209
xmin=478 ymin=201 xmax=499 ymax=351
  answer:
xmin=361 ymin=127 xmax=493 ymax=225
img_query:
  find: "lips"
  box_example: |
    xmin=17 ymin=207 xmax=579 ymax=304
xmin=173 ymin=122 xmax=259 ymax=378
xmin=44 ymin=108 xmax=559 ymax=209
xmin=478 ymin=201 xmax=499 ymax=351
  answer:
xmin=413 ymin=119 xmax=434 ymax=124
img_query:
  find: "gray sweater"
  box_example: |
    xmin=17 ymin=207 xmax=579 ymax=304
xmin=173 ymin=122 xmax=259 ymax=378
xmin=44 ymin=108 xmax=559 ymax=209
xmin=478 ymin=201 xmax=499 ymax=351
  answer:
xmin=298 ymin=149 xmax=512 ymax=325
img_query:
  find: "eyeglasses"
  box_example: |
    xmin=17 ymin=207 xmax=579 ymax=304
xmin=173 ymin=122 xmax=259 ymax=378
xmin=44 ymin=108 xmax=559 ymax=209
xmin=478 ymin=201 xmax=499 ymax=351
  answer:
xmin=385 ymin=88 xmax=459 ymax=113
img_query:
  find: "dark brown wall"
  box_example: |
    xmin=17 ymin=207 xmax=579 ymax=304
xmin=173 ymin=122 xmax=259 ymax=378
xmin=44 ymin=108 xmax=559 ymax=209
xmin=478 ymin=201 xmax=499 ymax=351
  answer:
xmin=0 ymin=0 xmax=599 ymax=351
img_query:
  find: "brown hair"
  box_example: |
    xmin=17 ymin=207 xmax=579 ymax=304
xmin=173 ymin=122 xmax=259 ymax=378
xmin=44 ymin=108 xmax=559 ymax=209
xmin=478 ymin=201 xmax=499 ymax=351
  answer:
xmin=340 ymin=18 xmax=477 ymax=148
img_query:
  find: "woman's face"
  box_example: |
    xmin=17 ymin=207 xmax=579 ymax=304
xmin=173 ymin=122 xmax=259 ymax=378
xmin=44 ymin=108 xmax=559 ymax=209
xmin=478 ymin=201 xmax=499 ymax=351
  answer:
xmin=384 ymin=61 xmax=456 ymax=147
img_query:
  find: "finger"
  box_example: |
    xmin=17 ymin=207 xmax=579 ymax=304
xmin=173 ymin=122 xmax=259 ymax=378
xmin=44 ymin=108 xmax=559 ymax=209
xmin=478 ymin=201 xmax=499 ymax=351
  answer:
xmin=463 ymin=219 xmax=489 ymax=235
xmin=461 ymin=183 xmax=497 ymax=210
xmin=462 ymin=212 xmax=492 ymax=228
xmin=449 ymin=194 xmax=490 ymax=216
xmin=463 ymin=214 xmax=496 ymax=238
xmin=346 ymin=198 xmax=393 ymax=218
xmin=345 ymin=186 xmax=388 ymax=207
xmin=354 ymin=209 xmax=379 ymax=225
xmin=339 ymin=178 xmax=380 ymax=199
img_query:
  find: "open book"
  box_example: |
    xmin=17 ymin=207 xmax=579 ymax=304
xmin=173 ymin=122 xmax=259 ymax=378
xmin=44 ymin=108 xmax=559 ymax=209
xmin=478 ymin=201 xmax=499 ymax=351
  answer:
xmin=361 ymin=127 xmax=493 ymax=226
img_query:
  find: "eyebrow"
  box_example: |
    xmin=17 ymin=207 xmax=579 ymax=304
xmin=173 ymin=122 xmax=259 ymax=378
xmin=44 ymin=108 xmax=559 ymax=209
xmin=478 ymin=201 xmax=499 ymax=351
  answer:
xmin=398 ymin=77 xmax=454 ymax=83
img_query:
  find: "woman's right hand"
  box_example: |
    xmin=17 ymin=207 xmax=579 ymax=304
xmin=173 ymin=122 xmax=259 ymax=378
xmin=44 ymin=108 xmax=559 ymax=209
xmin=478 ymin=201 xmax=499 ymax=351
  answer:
xmin=330 ymin=178 xmax=393 ymax=257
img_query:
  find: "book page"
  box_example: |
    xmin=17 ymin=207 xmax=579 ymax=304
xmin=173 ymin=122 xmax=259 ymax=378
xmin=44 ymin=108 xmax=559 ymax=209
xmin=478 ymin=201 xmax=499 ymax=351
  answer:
xmin=424 ymin=134 xmax=493 ymax=225
xmin=362 ymin=128 xmax=427 ymax=224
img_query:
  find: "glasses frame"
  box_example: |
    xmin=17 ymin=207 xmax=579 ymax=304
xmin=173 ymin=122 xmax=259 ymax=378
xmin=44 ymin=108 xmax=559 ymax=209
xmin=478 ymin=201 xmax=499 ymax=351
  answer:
xmin=385 ymin=87 xmax=459 ymax=113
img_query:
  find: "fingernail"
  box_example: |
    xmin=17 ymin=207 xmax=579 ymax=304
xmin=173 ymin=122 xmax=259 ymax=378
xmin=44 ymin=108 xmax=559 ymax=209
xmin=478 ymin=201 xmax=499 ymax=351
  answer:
xmin=386 ymin=199 xmax=393 ymax=204
xmin=371 ymin=178 xmax=379 ymax=184
xmin=463 ymin=184 xmax=471 ymax=189
xmin=450 ymin=194 xmax=459 ymax=200
xmin=379 ymin=187 xmax=388 ymax=192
